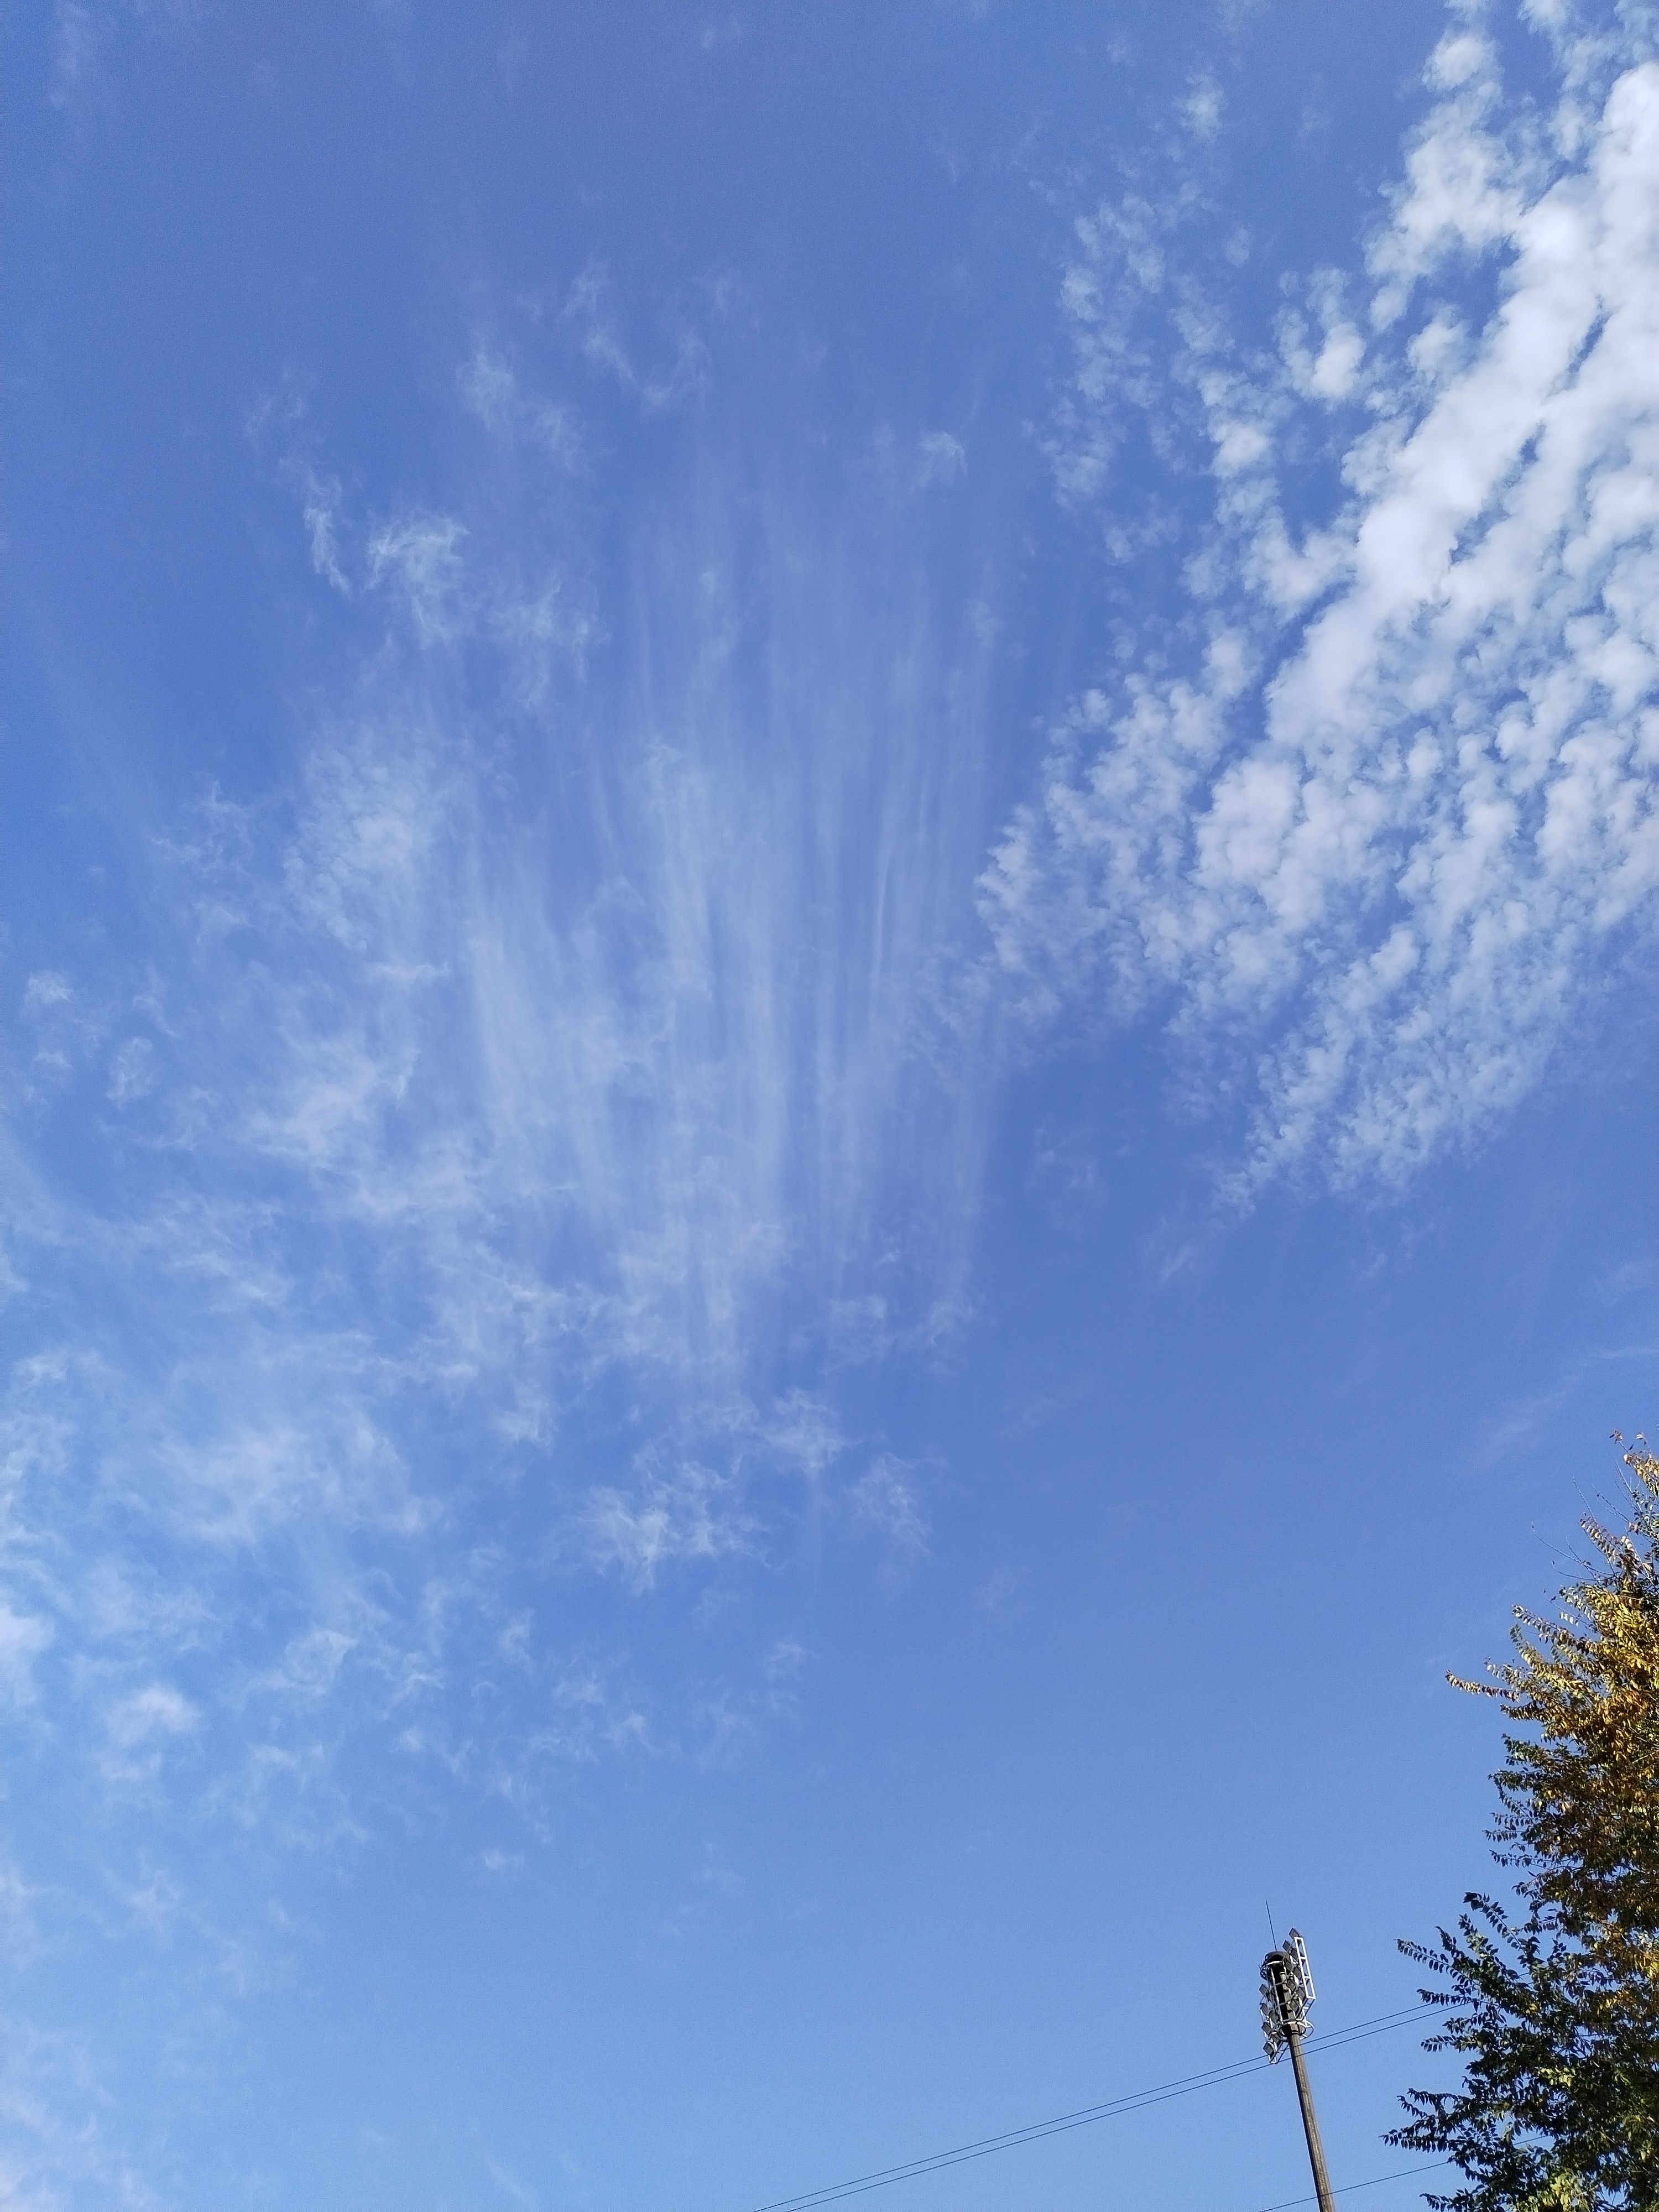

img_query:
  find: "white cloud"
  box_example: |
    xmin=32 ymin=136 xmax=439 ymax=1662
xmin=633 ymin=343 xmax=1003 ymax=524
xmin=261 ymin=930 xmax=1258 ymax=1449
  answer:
xmin=107 ymin=1683 xmax=198 ymax=1741
xmin=758 ymin=1391 xmax=844 ymax=1479
xmin=916 ymin=431 xmax=967 ymax=487
xmin=853 ymin=1455 xmax=928 ymax=1558
xmin=1182 ymin=74 xmax=1225 ymax=141
xmin=50 ymin=0 xmax=107 ymax=109
xmin=561 ymin=266 xmax=712 ymax=411
xmin=459 ymin=346 xmax=582 ymax=466
xmin=368 ymin=513 xmax=472 ymax=644
xmin=22 ymin=975 xmax=71 ymax=1014
xmin=582 ymin=1462 xmax=754 ymax=1592
xmin=460 ymin=347 xmax=519 ymax=434
xmin=101 ymin=1682 xmax=200 ymax=1786
xmin=300 ymin=469 xmax=349 ymax=593
xmin=486 ymin=2156 xmax=537 ymax=2209
xmin=249 ymin=1626 xmax=357 ymax=1704
xmin=0 ymin=1602 xmax=52 ymax=1702
xmin=984 ymin=8 xmax=1659 ymax=1192
xmin=106 ymin=1038 xmax=154 ymax=1105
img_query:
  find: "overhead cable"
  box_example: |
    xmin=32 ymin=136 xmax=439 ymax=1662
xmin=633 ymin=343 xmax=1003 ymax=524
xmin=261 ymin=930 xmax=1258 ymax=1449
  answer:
xmin=1242 ymin=2157 xmax=1455 ymax=2211
xmin=743 ymin=2007 xmax=1428 ymax=2212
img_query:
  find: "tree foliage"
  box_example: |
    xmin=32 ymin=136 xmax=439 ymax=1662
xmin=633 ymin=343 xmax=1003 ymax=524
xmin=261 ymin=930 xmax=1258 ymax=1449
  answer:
xmin=1389 ymin=1439 xmax=1659 ymax=2211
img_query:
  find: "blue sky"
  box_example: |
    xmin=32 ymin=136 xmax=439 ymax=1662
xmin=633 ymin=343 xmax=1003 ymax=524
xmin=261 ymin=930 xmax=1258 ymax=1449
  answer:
xmin=4 ymin=1 xmax=1658 ymax=2206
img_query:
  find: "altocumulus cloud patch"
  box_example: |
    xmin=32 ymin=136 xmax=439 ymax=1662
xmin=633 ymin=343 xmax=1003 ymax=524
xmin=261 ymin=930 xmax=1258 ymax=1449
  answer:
xmin=981 ymin=0 xmax=1659 ymax=1192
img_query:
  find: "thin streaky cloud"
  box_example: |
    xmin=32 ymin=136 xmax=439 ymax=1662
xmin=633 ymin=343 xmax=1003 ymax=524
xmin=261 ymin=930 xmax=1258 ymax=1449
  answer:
xmin=0 ymin=440 xmax=1002 ymax=1866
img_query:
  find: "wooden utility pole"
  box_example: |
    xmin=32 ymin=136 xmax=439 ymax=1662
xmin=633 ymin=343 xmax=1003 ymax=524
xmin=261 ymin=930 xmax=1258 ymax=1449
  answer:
xmin=1259 ymin=1931 xmax=1337 ymax=2212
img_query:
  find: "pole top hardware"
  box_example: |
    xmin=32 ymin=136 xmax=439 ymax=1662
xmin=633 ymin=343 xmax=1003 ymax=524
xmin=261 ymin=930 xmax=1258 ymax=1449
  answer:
xmin=1259 ymin=1926 xmax=1316 ymax=2060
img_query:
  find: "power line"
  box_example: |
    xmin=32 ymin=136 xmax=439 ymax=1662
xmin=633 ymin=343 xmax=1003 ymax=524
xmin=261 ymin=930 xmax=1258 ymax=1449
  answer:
xmin=743 ymin=2007 xmax=1429 ymax=2212
xmin=1242 ymin=2157 xmax=1455 ymax=2212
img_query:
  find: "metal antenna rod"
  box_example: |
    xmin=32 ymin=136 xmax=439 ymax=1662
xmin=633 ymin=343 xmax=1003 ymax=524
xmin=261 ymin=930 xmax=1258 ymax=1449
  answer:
xmin=1259 ymin=1932 xmax=1337 ymax=2212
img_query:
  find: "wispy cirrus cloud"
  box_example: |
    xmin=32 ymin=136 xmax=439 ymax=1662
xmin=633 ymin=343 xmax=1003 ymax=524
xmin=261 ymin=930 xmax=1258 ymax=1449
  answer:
xmin=0 ymin=363 xmax=1000 ymax=1885
xmin=983 ymin=0 xmax=1659 ymax=1193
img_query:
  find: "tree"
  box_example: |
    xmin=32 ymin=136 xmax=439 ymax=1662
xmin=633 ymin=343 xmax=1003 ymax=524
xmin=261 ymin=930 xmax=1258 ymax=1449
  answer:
xmin=1389 ymin=1437 xmax=1659 ymax=2211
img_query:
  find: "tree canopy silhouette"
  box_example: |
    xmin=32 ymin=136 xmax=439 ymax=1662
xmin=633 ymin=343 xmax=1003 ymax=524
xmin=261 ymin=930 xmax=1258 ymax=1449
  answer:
xmin=1390 ymin=1438 xmax=1659 ymax=2210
